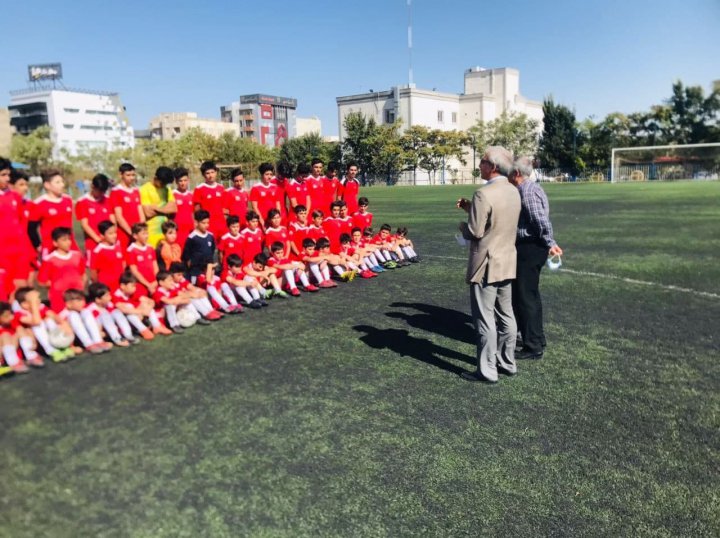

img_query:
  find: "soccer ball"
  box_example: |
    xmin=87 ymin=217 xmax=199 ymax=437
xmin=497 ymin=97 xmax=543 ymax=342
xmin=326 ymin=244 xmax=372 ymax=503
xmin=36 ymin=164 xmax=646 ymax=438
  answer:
xmin=48 ymin=328 xmax=74 ymax=349
xmin=176 ymin=307 xmax=197 ymax=328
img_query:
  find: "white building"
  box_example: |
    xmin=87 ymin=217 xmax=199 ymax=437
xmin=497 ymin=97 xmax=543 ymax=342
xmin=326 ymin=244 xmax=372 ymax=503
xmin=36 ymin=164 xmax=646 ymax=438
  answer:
xmin=149 ymin=112 xmax=239 ymax=140
xmin=336 ymin=67 xmax=543 ymax=183
xmin=296 ymin=116 xmax=322 ymax=137
xmin=9 ymin=88 xmax=134 ymax=160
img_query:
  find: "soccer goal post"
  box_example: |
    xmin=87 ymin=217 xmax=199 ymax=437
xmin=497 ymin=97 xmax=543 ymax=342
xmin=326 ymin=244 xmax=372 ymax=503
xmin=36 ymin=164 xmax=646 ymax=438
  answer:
xmin=610 ymin=142 xmax=720 ymax=183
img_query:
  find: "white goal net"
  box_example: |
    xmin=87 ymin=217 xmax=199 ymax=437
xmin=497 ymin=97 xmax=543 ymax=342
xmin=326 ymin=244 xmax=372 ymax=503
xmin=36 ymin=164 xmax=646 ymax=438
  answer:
xmin=610 ymin=143 xmax=720 ymax=183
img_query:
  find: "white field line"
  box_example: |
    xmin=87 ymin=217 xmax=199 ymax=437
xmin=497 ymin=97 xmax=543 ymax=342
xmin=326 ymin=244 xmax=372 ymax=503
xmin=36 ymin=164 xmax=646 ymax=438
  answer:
xmin=422 ymin=255 xmax=720 ymax=300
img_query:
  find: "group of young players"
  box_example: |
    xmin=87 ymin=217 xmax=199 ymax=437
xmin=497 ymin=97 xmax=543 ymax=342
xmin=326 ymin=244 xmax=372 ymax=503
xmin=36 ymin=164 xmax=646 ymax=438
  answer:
xmin=0 ymin=156 xmax=420 ymax=376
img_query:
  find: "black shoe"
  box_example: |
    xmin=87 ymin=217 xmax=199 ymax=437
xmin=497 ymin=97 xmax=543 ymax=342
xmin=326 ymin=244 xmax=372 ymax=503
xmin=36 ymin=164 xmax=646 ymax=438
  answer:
xmin=516 ymin=349 xmax=543 ymax=360
xmin=460 ymin=371 xmax=497 ymax=384
xmin=497 ymin=365 xmax=517 ymax=376
xmin=171 ymin=326 xmax=185 ymax=334
xmin=249 ymin=300 xmax=263 ymax=309
xmin=196 ymin=318 xmax=211 ymax=326
xmin=260 ymin=299 xmax=269 ymax=307
xmin=409 ymin=257 xmax=420 ymax=263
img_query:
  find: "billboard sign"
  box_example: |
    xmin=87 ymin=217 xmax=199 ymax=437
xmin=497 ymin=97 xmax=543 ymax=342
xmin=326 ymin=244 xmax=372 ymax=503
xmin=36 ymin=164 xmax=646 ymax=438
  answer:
xmin=28 ymin=63 xmax=63 ymax=81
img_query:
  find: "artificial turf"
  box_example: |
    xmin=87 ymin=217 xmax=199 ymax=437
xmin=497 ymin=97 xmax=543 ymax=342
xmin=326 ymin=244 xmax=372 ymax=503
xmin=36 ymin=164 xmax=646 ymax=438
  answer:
xmin=0 ymin=181 xmax=718 ymax=537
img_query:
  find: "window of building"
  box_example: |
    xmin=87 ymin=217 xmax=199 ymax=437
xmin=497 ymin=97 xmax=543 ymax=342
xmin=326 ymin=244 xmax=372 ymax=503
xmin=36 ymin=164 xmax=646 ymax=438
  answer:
xmin=452 ymin=112 xmax=457 ymax=123
xmin=86 ymin=109 xmax=115 ymax=115
xmin=80 ymin=125 xmax=102 ymax=131
xmin=64 ymin=108 xmax=80 ymax=113
xmin=437 ymin=110 xmax=444 ymax=123
xmin=385 ymin=110 xmax=395 ymax=124
xmin=274 ymin=106 xmax=287 ymax=121
xmin=62 ymin=124 xmax=74 ymax=129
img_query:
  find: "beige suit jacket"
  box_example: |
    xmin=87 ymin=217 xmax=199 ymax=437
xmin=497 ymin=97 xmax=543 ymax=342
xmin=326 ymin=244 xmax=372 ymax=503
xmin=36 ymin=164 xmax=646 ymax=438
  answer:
xmin=460 ymin=176 xmax=521 ymax=285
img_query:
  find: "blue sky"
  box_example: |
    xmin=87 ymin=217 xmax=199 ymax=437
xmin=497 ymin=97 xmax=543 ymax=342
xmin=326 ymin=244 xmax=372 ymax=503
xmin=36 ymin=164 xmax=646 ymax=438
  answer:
xmin=2 ymin=0 xmax=718 ymax=136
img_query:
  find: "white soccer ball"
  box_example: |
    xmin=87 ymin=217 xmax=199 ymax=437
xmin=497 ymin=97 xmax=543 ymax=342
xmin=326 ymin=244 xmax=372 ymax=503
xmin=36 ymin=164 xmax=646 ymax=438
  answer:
xmin=48 ymin=328 xmax=74 ymax=349
xmin=176 ymin=307 xmax=197 ymax=328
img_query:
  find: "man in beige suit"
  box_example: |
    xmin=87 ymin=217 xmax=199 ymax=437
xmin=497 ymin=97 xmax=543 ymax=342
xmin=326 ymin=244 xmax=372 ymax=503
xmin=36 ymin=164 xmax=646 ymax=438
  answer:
xmin=457 ymin=146 xmax=521 ymax=383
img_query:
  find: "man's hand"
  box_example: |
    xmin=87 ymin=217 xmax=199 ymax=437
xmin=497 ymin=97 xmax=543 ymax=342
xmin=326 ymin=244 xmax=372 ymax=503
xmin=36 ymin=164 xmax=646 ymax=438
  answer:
xmin=549 ymin=245 xmax=563 ymax=257
xmin=456 ymin=197 xmax=471 ymax=212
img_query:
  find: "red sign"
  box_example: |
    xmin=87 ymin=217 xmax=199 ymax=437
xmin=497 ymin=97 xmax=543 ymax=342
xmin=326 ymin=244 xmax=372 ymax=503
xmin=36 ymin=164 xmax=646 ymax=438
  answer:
xmin=260 ymin=105 xmax=273 ymax=120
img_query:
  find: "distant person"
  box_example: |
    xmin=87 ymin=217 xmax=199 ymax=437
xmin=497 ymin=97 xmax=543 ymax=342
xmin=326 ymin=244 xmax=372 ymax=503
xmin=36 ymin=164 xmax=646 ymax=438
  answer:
xmin=508 ymin=156 xmax=563 ymax=361
xmin=193 ymin=161 xmax=226 ymax=237
xmin=340 ymin=162 xmax=361 ymax=214
xmin=456 ymin=146 xmax=521 ymax=384
xmin=110 ymin=163 xmax=144 ymax=250
xmin=140 ymin=166 xmax=177 ymax=247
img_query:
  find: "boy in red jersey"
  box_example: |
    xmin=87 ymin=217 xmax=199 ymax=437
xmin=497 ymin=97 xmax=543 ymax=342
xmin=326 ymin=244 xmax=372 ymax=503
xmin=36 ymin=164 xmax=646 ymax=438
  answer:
xmin=352 ymin=196 xmax=373 ymax=232
xmin=300 ymin=238 xmax=336 ymax=288
xmin=168 ymin=263 xmax=222 ymax=321
xmin=267 ymin=241 xmax=315 ymax=296
xmin=340 ymin=162 xmax=361 ymax=215
xmin=307 ymin=210 xmax=327 ymax=242
xmin=0 ymin=301 xmax=41 ymax=374
xmin=195 ymin=262 xmax=243 ymax=314
xmin=223 ymin=254 xmax=266 ymax=308
xmin=37 ymin=227 xmax=86 ymax=312
xmin=153 ymin=271 xmax=195 ymax=334
xmin=13 ymin=287 xmax=76 ymax=362
xmin=374 ymin=224 xmax=410 ymax=267
xmin=30 ymin=169 xmax=77 ymax=258
xmin=1 ymin=159 xmax=33 ymax=292
xmin=90 ymin=221 xmax=126 ymax=290
xmin=317 ymin=237 xmax=357 ymax=282
xmin=112 ymin=273 xmax=170 ymax=339
xmin=337 ymin=201 xmax=354 ymax=238
xmin=306 ymin=158 xmax=326 ymax=213
xmin=250 ymin=162 xmax=281 ymax=228
xmin=395 ymin=227 xmax=421 ymax=263
xmin=286 ymin=163 xmax=311 ymax=222
xmin=85 ymin=283 xmax=133 ymax=347
xmin=76 ymin=173 xmax=113 ymax=262
xmin=223 ymin=167 xmax=249 ymax=227
xmin=243 ymin=253 xmax=288 ymax=298
xmin=9 ymin=168 xmax=38 ymax=287
xmin=126 ymin=223 xmax=158 ymax=296
xmin=110 ymin=163 xmax=144 ymax=250
xmin=172 ymin=167 xmax=194 ymax=249
xmin=3 ymin=292 xmax=44 ymax=369
xmin=218 ymin=215 xmax=244 ymax=272
xmin=322 ymin=162 xmax=341 ymax=211
xmin=241 ymin=211 xmax=265 ymax=262
xmin=263 ymin=209 xmax=291 ymax=258
xmin=338 ymin=233 xmax=375 ymax=279
xmin=288 ymin=205 xmax=310 ymax=258
xmin=271 ymin=161 xmax=291 ymax=222
xmin=193 ymin=161 xmax=226 ymax=238
xmin=351 ymin=227 xmax=385 ymax=273
xmin=323 ymin=201 xmax=344 ymax=252
xmin=59 ymin=289 xmax=112 ymax=354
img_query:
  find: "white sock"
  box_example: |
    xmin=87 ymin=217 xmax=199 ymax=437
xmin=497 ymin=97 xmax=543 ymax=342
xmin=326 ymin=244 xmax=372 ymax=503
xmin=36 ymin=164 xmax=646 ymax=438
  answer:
xmin=405 ymin=246 xmax=417 ymax=257
xmin=298 ymin=271 xmax=310 ymax=287
xmin=44 ymin=318 xmax=59 ymax=332
xmin=249 ymin=287 xmax=261 ymax=300
xmin=272 ymin=280 xmax=282 ymax=292
xmin=321 ymin=266 xmax=331 ymax=281
xmin=284 ymin=269 xmax=297 ymax=289
xmin=333 ymin=265 xmax=344 ymax=276
xmin=191 ymin=298 xmax=212 ymax=316
xmin=374 ymin=251 xmax=386 ymax=263
xmin=220 ymin=282 xmax=238 ymax=305
xmin=347 ymin=262 xmax=358 ymax=271
xmin=68 ymin=311 xmax=95 ymax=347
xmin=19 ymin=336 xmax=38 ymax=361
xmin=382 ymin=250 xmax=392 ymax=260
xmin=3 ymin=345 xmax=19 ymax=366
xmin=148 ymin=311 xmax=162 ymax=329
xmin=184 ymin=304 xmax=201 ymax=321
xmin=207 ymin=285 xmax=230 ymax=309
xmin=235 ymin=286 xmax=254 ymax=304
xmin=396 ymin=249 xmax=406 ymax=260
xmin=310 ymin=264 xmax=323 ymax=283
xmin=33 ymin=324 xmax=57 ymax=354
xmin=111 ymin=310 xmax=134 ymax=339
xmin=126 ymin=314 xmax=149 ymax=332
xmin=258 ymin=287 xmax=268 ymax=298
xmin=79 ymin=310 xmax=104 ymax=345
xmin=99 ymin=310 xmax=123 ymax=343
xmin=164 ymin=305 xmax=179 ymax=327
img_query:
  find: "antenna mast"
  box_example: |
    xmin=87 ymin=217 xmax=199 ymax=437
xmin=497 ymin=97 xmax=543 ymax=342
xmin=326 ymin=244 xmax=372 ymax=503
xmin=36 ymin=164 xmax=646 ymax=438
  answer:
xmin=407 ymin=0 xmax=413 ymax=86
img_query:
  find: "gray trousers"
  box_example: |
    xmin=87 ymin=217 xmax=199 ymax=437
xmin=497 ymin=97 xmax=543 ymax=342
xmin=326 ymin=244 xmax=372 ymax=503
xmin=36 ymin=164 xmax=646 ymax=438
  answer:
xmin=470 ymin=280 xmax=517 ymax=381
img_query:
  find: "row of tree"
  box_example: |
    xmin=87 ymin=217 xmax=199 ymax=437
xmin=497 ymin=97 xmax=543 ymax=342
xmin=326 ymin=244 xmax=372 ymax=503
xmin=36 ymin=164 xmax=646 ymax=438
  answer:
xmin=9 ymin=80 xmax=718 ymax=182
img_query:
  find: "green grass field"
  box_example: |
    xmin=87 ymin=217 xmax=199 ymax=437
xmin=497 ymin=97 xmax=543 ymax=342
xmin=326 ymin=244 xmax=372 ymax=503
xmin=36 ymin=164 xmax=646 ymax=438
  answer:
xmin=1 ymin=181 xmax=719 ymax=537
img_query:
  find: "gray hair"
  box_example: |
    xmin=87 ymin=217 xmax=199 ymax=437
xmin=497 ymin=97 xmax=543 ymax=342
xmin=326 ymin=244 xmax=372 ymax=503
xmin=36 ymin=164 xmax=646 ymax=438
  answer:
xmin=511 ymin=156 xmax=534 ymax=179
xmin=484 ymin=146 xmax=513 ymax=176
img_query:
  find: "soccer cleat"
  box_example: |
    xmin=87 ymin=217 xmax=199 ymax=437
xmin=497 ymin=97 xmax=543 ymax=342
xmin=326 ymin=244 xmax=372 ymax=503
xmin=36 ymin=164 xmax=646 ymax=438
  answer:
xmin=274 ymin=290 xmax=290 ymax=299
xmin=410 ymin=256 xmax=420 ymax=263
xmin=359 ymin=269 xmax=374 ymax=279
xmin=87 ymin=343 xmax=106 ymax=355
xmin=264 ymin=290 xmax=274 ymax=299
xmin=0 ymin=364 xmax=13 ymax=376
xmin=100 ymin=342 xmax=114 ymax=352
xmin=372 ymin=265 xmax=385 ymax=273
xmin=318 ymin=280 xmax=334 ymax=288
xmin=11 ymin=362 xmax=30 ymax=374
xmin=232 ymin=304 xmax=244 ymax=313
xmin=50 ymin=349 xmax=68 ymax=363
xmin=383 ymin=261 xmax=397 ymax=269
xmin=290 ymin=288 xmax=301 ymax=297
xmin=127 ymin=336 xmax=141 ymax=345
xmin=171 ymin=326 xmax=185 ymax=334
xmin=27 ymin=356 xmax=45 ymax=368
xmin=340 ymin=271 xmax=352 ymax=282
xmin=205 ymin=311 xmax=223 ymax=321
xmin=248 ymin=300 xmax=263 ymax=309
xmin=222 ymin=306 xmax=239 ymax=315
xmin=196 ymin=318 xmax=212 ymax=325
xmin=260 ymin=299 xmax=269 ymax=307
xmin=304 ymin=284 xmax=320 ymax=292
xmin=114 ymin=339 xmax=131 ymax=348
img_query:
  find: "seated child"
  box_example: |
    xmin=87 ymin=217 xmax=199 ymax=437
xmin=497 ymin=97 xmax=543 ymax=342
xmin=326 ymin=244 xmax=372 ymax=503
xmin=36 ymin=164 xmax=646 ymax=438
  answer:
xmin=338 ymin=234 xmax=375 ymax=279
xmin=152 ymin=271 xmax=203 ymax=334
xmin=112 ymin=272 xmax=171 ymax=339
xmin=266 ymin=241 xmax=315 ymax=296
xmin=299 ymin=238 xmax=336 ymax=289
xmin=395 ymin=227 xmax=420 ymax=263
xmin=37 ymin=227 xmax=86 ymax=312
xmin=196 ymin=263 xmax=243 ymax=314
xmin=363 ymin=227 xmax=393 ymax=269
xmin=1 ymin=299 xmax=44 ymax=372
xmin=243 ymin=253 xmax=288 ymax=298
xmin=90 ymin=220 xmax=126 ymax=290
xmin=374 ymin=224 xmax=410 ymax=267
xmin=289 ymin=205 xmax=310 ymax=258
xmin=223 ymin=255 xmax=266 ymax=308
xmin=1 ymin=301 xmax=33 ymax=374
xmin=14 ymin=287 xmax=75 ymax=362
xmin=263 ymin=209 xmax=291 ymax=257
xmin=156 ymin=221 xmax=183 ymax=271
xmin=86 ymin=282 xmax=136 ymax=347
xmin=316 ymin=237 xmax=357 ymax=282
xmin=350 ymin=227 xmax=384 ymax=273
xmin=126 ymin=222 xmax=159 ymax=296
xmin=218 ymin=215 xmax=244 ymax=273
xmin=307 ymin=210 xmax=327 ymax=242
xmin=168 ymin=262 xmax=223 ymax=321
xmin=59 ymin=289 xmax=113 ymax=354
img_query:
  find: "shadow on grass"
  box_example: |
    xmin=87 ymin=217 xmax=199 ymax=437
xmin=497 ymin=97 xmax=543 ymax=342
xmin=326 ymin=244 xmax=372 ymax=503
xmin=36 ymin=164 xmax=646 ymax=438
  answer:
xmin=353 ymin=325 xmax=473 ymax=376
xmin=388 ymin=302 xmax=474 ymax=345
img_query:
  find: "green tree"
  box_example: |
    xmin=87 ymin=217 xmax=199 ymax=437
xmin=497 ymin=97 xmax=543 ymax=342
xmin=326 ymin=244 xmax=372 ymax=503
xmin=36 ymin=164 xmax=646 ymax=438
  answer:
xmin=653 ymin=81 xmax=720 ymax=144
xmin=399 ymin=125 xmax=431 ymax=185
xmin=10 ymin=126 xmax=54 ymax=174
xmin=468 ymin=111 xmax=539 ymax=158
xmin=369 ymin=122 xmax=405 ymax=184
xmin=418 ymin=129 xmax=469 ymax=184
xmin=537 ymin=98 xmax=579 ymax=172
xmin=278 ymin=133 xmax=339 ymax=172
xmin=341 ymin=112 xmax=378 ymax=177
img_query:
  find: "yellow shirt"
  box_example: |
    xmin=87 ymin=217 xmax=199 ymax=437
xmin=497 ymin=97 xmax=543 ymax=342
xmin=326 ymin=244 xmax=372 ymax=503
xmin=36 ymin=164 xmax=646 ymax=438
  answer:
xmin=139 ymin=182 xmax=175 ymax=247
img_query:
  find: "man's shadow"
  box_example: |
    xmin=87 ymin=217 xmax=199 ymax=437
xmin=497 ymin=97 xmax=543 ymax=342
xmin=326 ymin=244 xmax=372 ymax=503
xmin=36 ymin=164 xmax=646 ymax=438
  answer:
xmin=353 ymin=325 xmax=473 ymax=376
xmin=388 ymin=302 xmax=475 ymax=345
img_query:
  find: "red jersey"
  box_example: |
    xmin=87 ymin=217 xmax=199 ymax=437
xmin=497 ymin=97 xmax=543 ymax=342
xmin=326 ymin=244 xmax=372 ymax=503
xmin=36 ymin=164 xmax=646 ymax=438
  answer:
xmin=153 ymin=286 xmax=178 ymax=307
xmin=269 ymin=177 xmax=288 ymax=216
xmin=30 ymin=194 xmax=76 ymax=254
xmin=192 ymin=183 xmax=226 ymax=237
xmin=240 ymin=227 xmax=264 ymax=261
xmin=91 ymin=242 xmax=126 ymax=290
xmin=339 ymin=244 xmax=357 ymax=257
xmin=196 ymin=272 xmax=221 ymax=289
xmin=84 ymin=303 xmax=115 ymax=320
xmin=352 ymin=211 xmax=373 ymax=232
xmin=223 ymin=187 xmax=249 ymax=226
xmin=109 ymin=185 xmax=142 ymax=247
xmin=0 ymin=189 xmax=30 ymax=287
xmin=172 ymin=189 xmax=195 ymax=247
xmin=307 ymin=224 xmax=326 ymax=242
xmin=305 ymin=176 xmax=325 ymax=213
xmin=289 ymin=221 xmax=310 ymax=254
xmin=174 ymin=276 xmax=191 ymax=292
xmin=75 ymin=193 xmax=112 ymax=255
xmin=224 ymin=268 xmax=245 ymax=283
xmin=337 ymin=216 xmax=354 ymax=237
xmin=112 ymin=288 xmax=142 ymax=309
xmin=322 ymin=217 xmax=343 ymax=250
xmin=264 ymin=226 xmax=290 ymax=252
xmin=38 ymin=250 xmax=85 ymax=312
xmin=322 ymin=177 xmax=341 ymax=211
xmin=249 ymin=183 xmax=281 ymax=223
xmin=285 ymin=179 xmax=309 ymax=217
xmin=218 ymin=232 xmax=245 ymax=268
xmin=125 ymin=243 xmax=157 ymax=290
xmin=340 ymin=178 xmax=361 ymax=214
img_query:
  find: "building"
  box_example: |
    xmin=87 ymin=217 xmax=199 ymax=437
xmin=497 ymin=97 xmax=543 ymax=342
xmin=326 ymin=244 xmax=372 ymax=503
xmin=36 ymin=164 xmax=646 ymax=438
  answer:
xmin=9 ymin=88 xmax=134 ymax=160
xmin=221 ymin=94 xmax=297 ymax=147
xmin=296 ymin=116 xmax=322 ymax=137
xmin=336 ymin=67 xmax=543 ymax=138
xmin=0 ymin=108 xmax=12 ymax=156
xmin=149 ymin=112 xmax=239 ymax=140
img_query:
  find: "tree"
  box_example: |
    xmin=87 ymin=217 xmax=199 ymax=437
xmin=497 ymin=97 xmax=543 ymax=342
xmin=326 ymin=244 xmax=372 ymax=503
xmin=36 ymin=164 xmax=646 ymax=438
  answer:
xmin=10 ymin=126 xmax=54 ymax=174
xmin=537 ymin=99 xmax=578 ymax=172
xmin=369 ymin=122 xmax=405 ymax=184
xmin=278 ymin=133 xmax=339 ymax=171
xmin=341 ymin=112 xmax=379 ymax=177
xmin=468 ymin=111 xmax=539 ymax=159
xmin=417 ymin=129 xmax=469 ymax=184
xmin=399 ymin=125 xmax=431 ymax=185
xmin=653 ymin=81 xmax=720 ymax=144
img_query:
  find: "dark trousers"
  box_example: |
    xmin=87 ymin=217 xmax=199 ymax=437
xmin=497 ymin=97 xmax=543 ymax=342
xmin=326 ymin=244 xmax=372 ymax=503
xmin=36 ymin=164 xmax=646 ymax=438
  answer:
xmin=512 ymin=241 xmax=548 ymax=354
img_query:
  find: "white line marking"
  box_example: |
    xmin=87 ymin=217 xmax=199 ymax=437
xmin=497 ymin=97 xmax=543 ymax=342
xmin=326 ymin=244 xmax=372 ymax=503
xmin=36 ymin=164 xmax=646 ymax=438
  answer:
xmin=422 ymin=255 xmax=720 ymax=300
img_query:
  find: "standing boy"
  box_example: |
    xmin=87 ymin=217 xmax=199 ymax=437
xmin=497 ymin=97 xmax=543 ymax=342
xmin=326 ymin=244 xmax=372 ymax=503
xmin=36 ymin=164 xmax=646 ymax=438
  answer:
xmin=110 ymin=163 xmax=144 ymax=250
xmin=75 ymin=173 xmax=113 ymax=262
xmin=250 ymin=163 xmax=281 ymax=228
xmin=37 ymin=227 xmax=86 ymax=313
xmin=193 ymin=161 xmax=226 ymax=238
xmin=172 ymin=167 xmax=195 ymax=249
xmin=125 ymin=223 xmax=158 ymax=296
xmin=223 ymin=167 xmax=249 ymax=227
